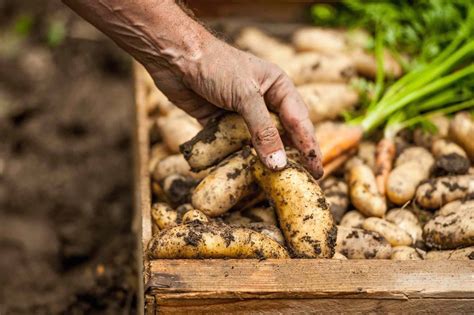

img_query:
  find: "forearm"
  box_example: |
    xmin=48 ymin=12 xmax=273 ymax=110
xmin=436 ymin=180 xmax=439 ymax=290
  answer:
xmin=62 ymin=0 xmax=213 ymax=76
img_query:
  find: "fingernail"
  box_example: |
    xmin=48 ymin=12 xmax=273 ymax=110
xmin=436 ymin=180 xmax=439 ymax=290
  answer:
xmin=264 ymin=150 xmax=287 ymax=170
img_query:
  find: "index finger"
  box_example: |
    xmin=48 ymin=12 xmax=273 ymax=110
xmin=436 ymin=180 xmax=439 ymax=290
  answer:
xmin=265 ymin=73 xmax=324 ymax=179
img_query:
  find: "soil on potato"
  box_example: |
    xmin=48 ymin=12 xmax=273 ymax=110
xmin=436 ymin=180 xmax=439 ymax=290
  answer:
xmin=1 ymin=1 xmax=138 ymax=314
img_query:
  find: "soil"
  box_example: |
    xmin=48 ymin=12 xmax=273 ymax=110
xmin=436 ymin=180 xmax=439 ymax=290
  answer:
xmin=1 ymin=1 xmax=137 ymax=314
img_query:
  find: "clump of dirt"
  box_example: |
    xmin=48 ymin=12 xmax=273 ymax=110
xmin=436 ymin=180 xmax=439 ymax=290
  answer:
xmin=0 ymin=1 xmax=138 ymax=313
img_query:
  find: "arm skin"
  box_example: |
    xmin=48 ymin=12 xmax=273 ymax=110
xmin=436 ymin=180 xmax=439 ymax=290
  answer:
xmin=63 ymin=0 xmax=324 ymax=178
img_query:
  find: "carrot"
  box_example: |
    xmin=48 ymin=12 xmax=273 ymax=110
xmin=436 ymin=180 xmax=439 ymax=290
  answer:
xmin=318 ymin=124 xmax=363 ymax=165
xmin=320 ymin=149 xmax=355 ymax=180
xmin=374 ymin=138 xmax=396 ymax=195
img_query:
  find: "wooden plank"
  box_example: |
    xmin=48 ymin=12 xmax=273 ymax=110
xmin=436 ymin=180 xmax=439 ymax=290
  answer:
xmin=148 ymin=259 xmax=474 ymax=299
xmin=154 ymin=298 xmax=474 ymax=314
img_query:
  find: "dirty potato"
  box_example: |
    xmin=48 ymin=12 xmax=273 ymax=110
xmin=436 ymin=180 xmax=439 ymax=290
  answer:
xmin=180 ymin=113 xmax=282 ymax=172
xmin=253 ymin=161 xmax=337 ymax=258
xmin=156 ymin=109 xmax=201 ymax=153
xmin=161 ymin=174 xmax=197 ymax=206
xmin=336 ymin=226 xmax=392 ymax=259
xmin=437 ymin=199 xmax=474 ymax=216
xmin=192 ymin=148 xmax=256 ymax=217
xmin=339 ymin=210 xmax=365 ymax=228
xmin=385 ymin=208 xmax=423 ymax=244
xmin=151 ymin=202 xmax=179 ymax=231
xmin=415 ymin=175 xmax=474 ymax=209
xmin=181 ymin=209 xmax=209 ymax=224
xmin=148 ymin=143 xmax=171 ymax=173
xmin=357 ymin=141 xmax=376 ymax=171
xmin=347 ymin=159 xmax=387 ymax=217
xmin=449 ymin=111 xmax=474 ymax=161
xmin=321 ymin=177 xmax=349 ymax=223
xmin=386 ymin=147 xmax=434 ymax=205
xmin=423 ymin=208 xmax=474 ymax=249
xmin=362 ymin=217 xmax=413 ymax=246
xmin=242 ymin=206 xmax=278 ymax=226
xmin=246 ymin=222 xmax=285 ymax=245
xmin=432 ymin=139 xmax=470 ymax=175
xmin=152 ymin=154 xmax=209 ymax=181
xmin=391 ymin=246 xmax=425 ymax=260
xmin=147 ymin=221 xmax=289 ymax=259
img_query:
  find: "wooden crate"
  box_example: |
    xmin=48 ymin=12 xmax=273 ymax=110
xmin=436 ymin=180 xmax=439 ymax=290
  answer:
xmin=132 ymin=3 xmax=474 ymax=314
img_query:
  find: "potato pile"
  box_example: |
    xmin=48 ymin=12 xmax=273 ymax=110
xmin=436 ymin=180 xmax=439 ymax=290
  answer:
xmin=141 ymin=27 xmax=474 ymax=261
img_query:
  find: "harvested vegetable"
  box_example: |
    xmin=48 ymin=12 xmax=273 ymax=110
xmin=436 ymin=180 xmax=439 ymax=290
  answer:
xmin=339 ymin=210 xmax=365 ymax=229
xmin=391 ymin=246 xmax=425 ymax=260
xmin=181 ymin=209 xmax=208 ymax=224
xmin=426 ymin=246 xmax=474 ymax=260
xmin=151 ymin=202 xmax=179 ymax=231
xmin=415 ymin=175 xmax=474 ymax=209
xmin=438 ymin=199 xmax=474 ymax=216
xmin=148 ymin=221 xmax=289 ymax=259
xmin=321 ymin=177 xmax=349 ymax=223
xmin=156 ymin=109 xmax=201 ymax=153
xmin=362 ymin=217 xmax=413 ymax=246
xmin=336 ymin=226 xmax=391 ymax=259
xmin=385 ymin=208 xmax=423 ymax=245
xmin=253 ymin=161 xmax=336 ymax=258
xmin=449 ymin=111 xmax=474 ymax=162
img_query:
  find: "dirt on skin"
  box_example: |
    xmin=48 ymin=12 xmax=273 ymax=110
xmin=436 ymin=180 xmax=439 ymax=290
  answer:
xmin=0 ymin=1 xmax=138 ymax=313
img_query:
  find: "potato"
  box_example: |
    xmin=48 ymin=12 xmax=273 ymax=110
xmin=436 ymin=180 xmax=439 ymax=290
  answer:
xmin=339 ymin=210 xmax=365 ymax=228
xmin=432 ymin=139 xmax=470 ymax=175
xmin=152 ymin=154 xmax=209 ymax=181
xmin=253 ymin=161 xmax=336 ymax=258
xmin=413 ymin=115 xmax=450 ymax=148
xmin=297 ymin=83 xmax=359 ymax=123
xmin=321 ymin=177 xmax=349 ymax=223
xmin=350 ymin=49 xmax=402 ymax=79
xmin=449 ymin=111 xmax=474 ymax=161
xmin=192 ymin=148 xmax=256 ymax=217
xmin=282 ymin=52 xmax=356 ymax=85
xmin=332 ymin=252 xmax=348 ymax=260
xmin=246 ymin=223 xmax=285 ymax=245
xmin=387 ymin=147 xmax=434 ymax=205
xmin=347 ymin=159 xmax=387 ymax=217
xmin=224 ymin=211 xmax=253 ymax=226
xmin=151 ymin=181 xmax=168 ymax=202
xmin=391 ymin=246 xmax=425 ymax=260
xmin=385 ymin=208 xmax=423 ymax=244
xmin=426 ymin=246 xmax=474 ymax=260
xmin=423 ymin=208 xmax=474 ymax=249
xmin=180 ymin=113 xmax=282 ymax=172
xmin=181 ymin=209 xmax=208 ymax=224
xmin=147 ymin=221 xmax=289 ymax=259
xmin=292 ymin=27 xmax=347 ymax=53
xmin=156 ymin=109 xmax=201 ymax=153
xmin=362 ymin=217 xmax=413 ymax=246
xmin=437 ymin=199 xmax=474 ymax=216
xmin=242 ymin=206 xmax=278 ymax=226
xmin=235 ymin=27 xmax=295 ymax=64
xmin=151 ymin=202 xmax=179 ymax=231
xmin=148 ymin=143 xmax=171 ymax=173
xmin=357 ymin=141 xmax=376 ymax=171
xmin=336 ymin=226 xmax=392 ymax=259
xmin=415 ymin=175 xmax=474 ymax=209
xmin=161 ymin=174 xmax=197 ymax=206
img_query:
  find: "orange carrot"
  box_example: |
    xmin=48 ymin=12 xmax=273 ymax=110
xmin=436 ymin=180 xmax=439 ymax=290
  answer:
xmin=320 ymin=149 xmax=356 ymax=180
xmin=374 ymin=138 xmax=396 ymax=195
xmin=319 ymin=125 xmax=363 ymax=165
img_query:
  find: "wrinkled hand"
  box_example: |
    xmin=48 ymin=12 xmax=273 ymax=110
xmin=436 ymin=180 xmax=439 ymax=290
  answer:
xmin=147 ymin=39 xmax=324 ymax=178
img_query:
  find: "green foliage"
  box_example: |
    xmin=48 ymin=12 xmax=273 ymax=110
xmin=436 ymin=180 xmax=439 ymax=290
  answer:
xmin=14 ymin=14 xmax=34 ymax=37
xmin=47 ymin=20 xmax=66 ymax=47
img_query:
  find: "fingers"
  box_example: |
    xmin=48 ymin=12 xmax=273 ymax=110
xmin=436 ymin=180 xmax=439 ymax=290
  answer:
xmin=238 ymin=95 xmax=287 ymax=171
xmin=265 ymin=73 xmax=324 ymax=179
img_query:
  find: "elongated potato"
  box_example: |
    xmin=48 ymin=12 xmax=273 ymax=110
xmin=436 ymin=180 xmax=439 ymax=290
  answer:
xmin=156 ymin=109 xmax=201 ymax=153
xmin=147 ymin=221 xmax=289 ymax=259
xmin=449 ymin=111 xmax=474 ymax=161
xmin=149 ymin=143 xmax=171 ymax=173
xmin=246 ymin=223 xmax=285 ymax=245
xmin=292 ymin=27 xmax=347 ymax=53
xmin=423 ymin=208 xmax=474 ymax=249
xmin=151 ymin=202 xmax=179 ymax=231
xmin=253 ymin=161 xmax=336 ymax=258
xmin=415 ymin=175 xmax=474 ymax=209
xmin=161 ymin=174 xmax=197 ymax=206
xmin=387 ymin=147 xmax=434 ymax=205
xmin=426 ymin=246 xmax=474 ymax=260
xmin=432 ymin=139 xmax=470 ymax=175
xmin=242 ymin=207 xmax=278 ymax=226
xmin=152 ymin=154 xmax=209 ymax=181
xmin=297 ymin=83 xmax=359 ymax=123
xmin=181 ymin=209 xmax=208 ymax=224
xmin=385 ymin=208 xmax=422 ymax=244
xmin=192 ymin=148 xmax=256 ymax=217
xmin=282 ymin=52 xmax=356 ymax=85
xmin=357 ymin=141 xmax=376 ymax=172
xmin=180 ymin=113 xmax=282 ymax=172
xmin=321 ymin=177 xmax=349 ymax=223
xmin=391 ymin=246 xmax=425 ymax=260
xmin=347 ymin=159 xmax=387 ymax=217
xmin=350 ymin=49 xmax=402 ymax=79
xmin=362 ymin=217 xmax=413 ymax=246
xmin=235 ymin=27 xmax=295 ymax=64
xmin=437 ymin=199 xmax=474 ymax=216
xmin=339 ymin=210 xmax=365 ymax=228
xmin=336 ymin=226 xmax=392 ymax=259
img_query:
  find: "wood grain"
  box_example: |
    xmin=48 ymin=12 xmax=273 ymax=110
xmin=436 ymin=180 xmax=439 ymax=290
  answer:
xmin=148 ymin=259 xmax=474 ymax=300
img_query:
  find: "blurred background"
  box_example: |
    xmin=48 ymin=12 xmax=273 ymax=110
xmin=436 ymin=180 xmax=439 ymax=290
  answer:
xmin=0 ymin=0 xmax=137 ymax=313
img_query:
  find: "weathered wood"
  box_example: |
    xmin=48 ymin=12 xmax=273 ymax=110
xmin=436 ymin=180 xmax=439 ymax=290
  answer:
xmin=148 ymin=260 xmax=474 ymax=300
xmin=154 ymin=298 xmax=474 ymax=314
